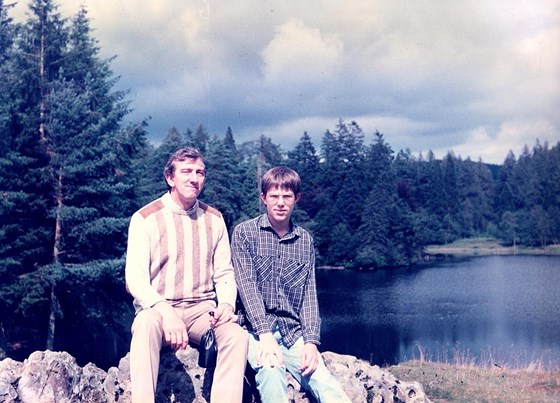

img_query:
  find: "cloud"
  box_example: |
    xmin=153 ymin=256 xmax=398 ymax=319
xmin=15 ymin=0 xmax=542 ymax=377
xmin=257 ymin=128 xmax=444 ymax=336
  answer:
xmin=9 ymin=0 xmax=560 ymax=164
xmin=436 ymin=119 xmax=559 ymax=164
xmin=261 ymin=18 xmax=344 ymax=85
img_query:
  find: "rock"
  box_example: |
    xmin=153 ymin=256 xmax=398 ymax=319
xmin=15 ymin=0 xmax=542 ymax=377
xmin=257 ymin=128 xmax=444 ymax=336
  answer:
xmin=0 ymin=349 xmax=432 ymax=402
xmin=0 ymin=357 xmax=22 ymax=403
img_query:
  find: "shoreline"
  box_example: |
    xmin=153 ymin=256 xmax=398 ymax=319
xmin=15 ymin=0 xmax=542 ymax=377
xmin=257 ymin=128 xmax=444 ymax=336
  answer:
xmin=424 ymin=238 xmax=560 ymax=257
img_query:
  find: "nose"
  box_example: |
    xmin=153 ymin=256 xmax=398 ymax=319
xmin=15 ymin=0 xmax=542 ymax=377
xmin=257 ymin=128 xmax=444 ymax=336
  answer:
xmin=187 ymin=171 xmax=198 ymax=182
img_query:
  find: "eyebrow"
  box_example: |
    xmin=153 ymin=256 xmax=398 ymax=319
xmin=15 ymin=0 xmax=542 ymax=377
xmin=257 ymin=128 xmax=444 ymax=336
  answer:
xmin=180 ymin=167 xmax=205 ymax=173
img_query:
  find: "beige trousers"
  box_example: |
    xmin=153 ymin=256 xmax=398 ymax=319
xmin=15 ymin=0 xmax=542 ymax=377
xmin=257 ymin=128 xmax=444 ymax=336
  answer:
xmin=129 ymin=300 xmax=248 ymax=403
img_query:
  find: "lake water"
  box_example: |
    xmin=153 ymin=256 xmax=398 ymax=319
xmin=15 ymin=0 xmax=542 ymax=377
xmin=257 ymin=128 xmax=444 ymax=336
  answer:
xmin=316 ymin=255 xmax=560 ymax=370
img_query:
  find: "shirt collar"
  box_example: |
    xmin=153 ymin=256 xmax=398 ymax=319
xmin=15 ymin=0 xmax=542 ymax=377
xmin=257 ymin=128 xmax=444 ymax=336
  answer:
xmin=258 ymin=213 xmax=302 ymax=239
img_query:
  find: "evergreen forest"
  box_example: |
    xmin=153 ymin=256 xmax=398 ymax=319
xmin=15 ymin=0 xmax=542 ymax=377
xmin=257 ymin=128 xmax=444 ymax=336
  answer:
xmin=1 ymin=0 xmax=559 ymax=369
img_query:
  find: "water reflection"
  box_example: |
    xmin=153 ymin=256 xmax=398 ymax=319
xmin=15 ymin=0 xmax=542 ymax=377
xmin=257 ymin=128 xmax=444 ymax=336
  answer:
xmin=317 ymin=255 xmax=560 ymax=370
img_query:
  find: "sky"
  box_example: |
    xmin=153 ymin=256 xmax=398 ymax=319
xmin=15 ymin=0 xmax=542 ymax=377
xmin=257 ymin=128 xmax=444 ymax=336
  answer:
xmin=12 ymin=0 xmax=560 ymax=164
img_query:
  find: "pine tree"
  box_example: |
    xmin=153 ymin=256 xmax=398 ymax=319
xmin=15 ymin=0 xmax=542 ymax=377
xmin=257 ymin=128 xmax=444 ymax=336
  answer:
xmin=457 ymin=158 xmax=495 ymax=237
xmin=0 ymin=0 xmax=143 ymax=360
xmin=142 ymin=127 xmax=186 ymax=203
xmin=495 ymin=151 xmax=518 ymax=217
xmin=312 ymin=127 xmax=344 ymax=264
xmin=312 ymin=120 xmax=368 ymax=264
xmin=0 ymin=0 xmax=67 ymax=268
xmin=441 ymin=152 xmax=461 ymax=241
xmin=286 ymin=131 xmax=320 ymax=218
xmin=336 ymin=121 xmax=368 ymax=229
xmin=236 ymin=134 xmax=284 ymax=217
xmin=44 ymin=5 xmax=131 ymax=262
xmin=203 ymin=127 xmax=244 ymax=229
xmin=355 ymin=132 xmax=399 ymax=267
xmin=185 ymin=123 xmax=209 ymax=153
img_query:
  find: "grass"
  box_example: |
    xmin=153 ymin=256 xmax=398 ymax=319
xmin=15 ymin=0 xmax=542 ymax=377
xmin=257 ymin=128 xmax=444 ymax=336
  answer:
xmin=387 ymin=346 xmax=560 ymax=402
xmin=424 ymin=237 xmax=560 ymax=257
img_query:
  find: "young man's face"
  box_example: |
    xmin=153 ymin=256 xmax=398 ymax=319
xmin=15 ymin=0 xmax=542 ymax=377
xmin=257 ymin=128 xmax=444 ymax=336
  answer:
xmin=260 ymin=185 xmax=300 ymax=227
xmin=165 ymin=158 xmax=206 ymax=208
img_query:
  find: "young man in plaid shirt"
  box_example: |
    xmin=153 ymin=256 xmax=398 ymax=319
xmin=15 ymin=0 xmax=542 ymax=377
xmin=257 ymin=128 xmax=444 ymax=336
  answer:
xmin=232 ymin=166 xmax=350 ymax=403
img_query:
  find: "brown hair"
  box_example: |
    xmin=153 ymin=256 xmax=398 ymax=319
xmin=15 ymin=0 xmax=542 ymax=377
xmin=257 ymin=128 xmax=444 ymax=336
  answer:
xmin=261 ymin=166 xmax=301 ymax=195
xmin=163 ymin=147 xmax=204 ymax=179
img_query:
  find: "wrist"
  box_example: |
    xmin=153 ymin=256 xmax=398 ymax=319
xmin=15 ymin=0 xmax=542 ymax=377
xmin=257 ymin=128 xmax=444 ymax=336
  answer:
xmin=258 ymin=332 xmax=274 ymax=341
xmin=218 ymin=302 xmax=234 ymax=313
xmin=152 ymin=300 xmax=173 ymax=316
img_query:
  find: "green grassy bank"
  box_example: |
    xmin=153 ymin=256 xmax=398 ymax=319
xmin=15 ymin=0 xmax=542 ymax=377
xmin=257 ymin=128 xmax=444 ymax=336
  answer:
xmin=424 ymin=237 xmax=560 ymax=257
xmin=388 ymin=360 xmax=560 ymax=403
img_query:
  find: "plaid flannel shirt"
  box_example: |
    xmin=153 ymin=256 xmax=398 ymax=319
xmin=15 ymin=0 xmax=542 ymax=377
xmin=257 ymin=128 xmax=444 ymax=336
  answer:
xmin=232 ymin=214 xmax=321 ymax=347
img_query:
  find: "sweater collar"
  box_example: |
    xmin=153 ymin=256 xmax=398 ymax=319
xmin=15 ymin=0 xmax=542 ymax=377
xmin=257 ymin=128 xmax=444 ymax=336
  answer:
xmin=162 ymin=192 xmax=198 ymax=216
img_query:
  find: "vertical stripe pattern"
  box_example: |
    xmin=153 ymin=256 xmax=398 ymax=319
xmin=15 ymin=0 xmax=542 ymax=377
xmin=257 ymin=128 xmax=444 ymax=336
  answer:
xmin=129 ymin=193 xmax=232 ymax=306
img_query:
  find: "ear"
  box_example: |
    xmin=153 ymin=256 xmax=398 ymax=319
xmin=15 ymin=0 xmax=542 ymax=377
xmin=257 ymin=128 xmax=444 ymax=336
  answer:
xmin=295 ymin=193 xmax=301 ymax=203
xmin=260 ymin=193 xmax=267 ymax=204
xmin=165 ymin=174 xmax=175 ymax=188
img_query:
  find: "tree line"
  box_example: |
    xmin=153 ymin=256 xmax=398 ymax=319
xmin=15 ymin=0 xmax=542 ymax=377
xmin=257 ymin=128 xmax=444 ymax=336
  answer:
xmin=1 ymin=0 xmax=559 ymax=368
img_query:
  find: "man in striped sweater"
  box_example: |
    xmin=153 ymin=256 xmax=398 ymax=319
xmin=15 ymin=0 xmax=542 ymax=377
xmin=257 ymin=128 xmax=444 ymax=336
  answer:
xmin=125 ymin=147 xmax=247 ymax=403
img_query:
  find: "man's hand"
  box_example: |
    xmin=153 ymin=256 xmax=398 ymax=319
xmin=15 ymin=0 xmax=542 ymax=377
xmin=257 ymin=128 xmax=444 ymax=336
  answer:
xmin=299 ymin=343 xmax=319 ymax=376
xmin=153 ymin=301 xmax=188 ymax=350
xmin=210 ymin=303 xmax=238 ymax=327
xmin=257 ymin=332 xmax=285 ymax=368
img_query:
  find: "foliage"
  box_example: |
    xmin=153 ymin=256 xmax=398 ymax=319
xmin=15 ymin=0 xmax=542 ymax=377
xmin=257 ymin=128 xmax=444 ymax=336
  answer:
xmin=0 ymin=259 xmax=133 ymax=368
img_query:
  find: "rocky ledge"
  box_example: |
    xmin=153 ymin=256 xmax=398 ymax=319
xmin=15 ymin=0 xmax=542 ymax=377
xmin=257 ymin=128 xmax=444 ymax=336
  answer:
xmin=0 ymin=348 xmax=431 ymax=402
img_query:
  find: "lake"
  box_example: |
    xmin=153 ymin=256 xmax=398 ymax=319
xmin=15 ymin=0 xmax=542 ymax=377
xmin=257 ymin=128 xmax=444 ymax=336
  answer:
xmin=316 ymin=255 xmax=560 ymax=370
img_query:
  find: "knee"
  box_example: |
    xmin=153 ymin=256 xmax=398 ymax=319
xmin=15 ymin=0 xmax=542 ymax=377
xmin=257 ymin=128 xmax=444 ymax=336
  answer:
xmin=254 ymin=365 xmax=287 ymax=389
xmin=217 ymin=323 xmax=248 ymax=347
xmin=131 ymin=309 xmax=163 ymax=339
xmin=257 ymin=365 xmax=285 ymax=378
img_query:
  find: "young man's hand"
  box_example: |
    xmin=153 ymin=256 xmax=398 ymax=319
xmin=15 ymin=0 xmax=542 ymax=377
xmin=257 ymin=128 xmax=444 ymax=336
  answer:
xmin=257 ymin=332 xmax=285 ymax=368
xmin=299 ymin=343 xmax=319 ymax=376
xmin=211 ymin=303 xmax=238 ymax=327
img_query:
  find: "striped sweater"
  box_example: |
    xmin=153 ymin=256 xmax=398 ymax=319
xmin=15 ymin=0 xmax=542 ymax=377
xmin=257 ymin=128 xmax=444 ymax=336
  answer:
xmin=125 ymin=192 xmax=237 ymax=313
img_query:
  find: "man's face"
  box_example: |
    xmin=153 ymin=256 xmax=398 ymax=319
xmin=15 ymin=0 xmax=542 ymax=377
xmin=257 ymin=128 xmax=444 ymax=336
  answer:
xmin=260 ymin=186 xmax=300 ymax=227
xmin=165 ymin=158 xmax=205 ymax=208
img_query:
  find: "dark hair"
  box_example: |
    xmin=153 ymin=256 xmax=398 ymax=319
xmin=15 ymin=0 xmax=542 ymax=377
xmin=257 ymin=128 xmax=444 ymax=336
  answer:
xmin=261 ymin=166 xmax=301 ymax=195
xmin=163 ymin=147 xmax=204 ymax=179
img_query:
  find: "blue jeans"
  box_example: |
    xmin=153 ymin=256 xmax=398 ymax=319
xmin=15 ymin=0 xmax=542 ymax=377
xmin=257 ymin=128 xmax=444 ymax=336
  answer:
xmin=247 ymin=328 xmax=351 ymax=403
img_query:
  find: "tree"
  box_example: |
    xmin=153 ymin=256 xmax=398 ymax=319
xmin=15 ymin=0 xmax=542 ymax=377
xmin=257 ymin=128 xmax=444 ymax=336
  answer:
xmin=494 ymin=151 xmax=518 ymax=218
xmin=411 ymin=151 xmax=446 ymax=245
xmin=457 ymin=158 xmax=495 ymax=237
xmin=236 ymin=134 xmax=284 ymax=216
xmin=0 ymin=0 xmax=67 ymax=268
xmin=499 ymin=210 xmax=519 ymax=248
xmin=185 ymin=123 xmax=209 ymax=153
xmin=355 ymin=131 xmax=412 ymax=268
xmin=0 ymin=1 xmax=137 ymax=359
xmin=442 ymin=153 xmax=460 ymax=216
xmin=203 ymin=127 xmax=244 ymax=229
xmin=43 ymin=4 xmax=131 ymax=263
xmin=312 ymin=120 xmax=368 ymax=264
xmin=286 ymin=131 xmax=320 ymax=218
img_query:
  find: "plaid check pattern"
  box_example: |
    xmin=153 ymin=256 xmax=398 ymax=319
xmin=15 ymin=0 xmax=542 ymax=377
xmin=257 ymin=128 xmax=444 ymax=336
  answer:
xmin=232 ymin=214 xmax=321 ymax=347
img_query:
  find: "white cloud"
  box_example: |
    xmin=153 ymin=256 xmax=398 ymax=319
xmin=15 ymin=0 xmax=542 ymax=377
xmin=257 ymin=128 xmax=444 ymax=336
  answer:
xmin=9 ymin=0 xmax=560 ymax=164
xmin=430 ymin=119 xmax=559 ymax=164
xmin=261 ymin=18 xmax=344 ymax=85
